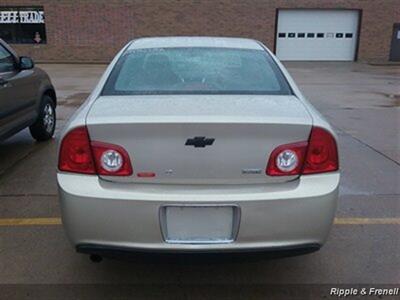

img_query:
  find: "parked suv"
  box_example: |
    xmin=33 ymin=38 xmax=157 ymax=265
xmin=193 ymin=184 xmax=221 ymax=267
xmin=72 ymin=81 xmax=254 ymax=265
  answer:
xmin=0 ymin=39 xmax=56 ymax=141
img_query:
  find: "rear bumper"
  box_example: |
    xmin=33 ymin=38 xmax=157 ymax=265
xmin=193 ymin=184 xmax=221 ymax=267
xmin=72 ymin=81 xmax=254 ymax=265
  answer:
xmin=76 ymin=243 xmax=321 ymax=259
xmin=58 ymin=172 xmax=339 ymax=253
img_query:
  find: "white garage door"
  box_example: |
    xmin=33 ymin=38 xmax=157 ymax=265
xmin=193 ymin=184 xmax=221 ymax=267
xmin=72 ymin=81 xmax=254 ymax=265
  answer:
xmin=276 ymin=10 xmax=359 ymax=61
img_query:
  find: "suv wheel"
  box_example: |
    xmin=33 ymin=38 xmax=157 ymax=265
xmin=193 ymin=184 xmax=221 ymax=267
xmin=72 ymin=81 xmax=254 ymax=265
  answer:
xmin=29 ymin=95 xmax=56 ymax=141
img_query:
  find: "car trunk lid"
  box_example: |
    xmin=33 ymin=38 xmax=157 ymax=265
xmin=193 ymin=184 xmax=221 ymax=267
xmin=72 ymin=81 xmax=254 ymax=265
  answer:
xmin=86 ymin=95 xmax=313 ymax=184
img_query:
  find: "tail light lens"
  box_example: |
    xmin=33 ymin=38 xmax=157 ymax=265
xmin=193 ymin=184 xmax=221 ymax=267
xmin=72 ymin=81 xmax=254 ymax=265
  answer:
xmin=58 ymin=126 xmax=96 ymax=174
xmin=266 ymin=127 xmax=338 ymax=176
xmin=58 ymin=126 xmax=133 ymax=176
xmin=266 ymin=142 xmax=308 ymax=176
xmin=303 ymin=127 xmax=339 ymax=174
xmin=91 ymin=141 xmax=133 ymax=176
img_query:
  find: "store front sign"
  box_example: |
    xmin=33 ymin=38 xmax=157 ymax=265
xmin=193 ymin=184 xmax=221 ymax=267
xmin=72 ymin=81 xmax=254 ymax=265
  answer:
xmin=0 ymin=10 xmax=44 ymax=24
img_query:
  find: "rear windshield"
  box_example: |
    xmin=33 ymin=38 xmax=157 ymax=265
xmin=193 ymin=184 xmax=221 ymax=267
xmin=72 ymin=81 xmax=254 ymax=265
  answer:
xmin=102 ymin=47 xmax=292 ymax=95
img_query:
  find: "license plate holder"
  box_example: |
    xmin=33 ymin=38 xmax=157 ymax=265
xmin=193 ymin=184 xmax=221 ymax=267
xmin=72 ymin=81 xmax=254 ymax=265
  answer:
xmin=160 ymin=205 xmax=240 ymax=244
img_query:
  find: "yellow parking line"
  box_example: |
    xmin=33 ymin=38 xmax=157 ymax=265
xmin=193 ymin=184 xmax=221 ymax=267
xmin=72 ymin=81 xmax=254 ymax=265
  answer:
xmin=0 ymin=217 xmax=399 ymax=226
xmin=334 ymin=217 xmax=400 ymax=225
xmin=0 ymin=217 xmax=62 ymax=226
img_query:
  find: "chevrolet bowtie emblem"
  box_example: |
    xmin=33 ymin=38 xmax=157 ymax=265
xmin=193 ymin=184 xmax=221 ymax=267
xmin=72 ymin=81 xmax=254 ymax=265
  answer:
xmin=185 ymin=136 xmax=215 ymax=148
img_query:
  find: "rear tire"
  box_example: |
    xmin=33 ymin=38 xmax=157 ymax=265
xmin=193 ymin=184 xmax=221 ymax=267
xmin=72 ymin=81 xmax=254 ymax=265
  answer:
xmin=29 ymin=95 xmax=56 ymax=141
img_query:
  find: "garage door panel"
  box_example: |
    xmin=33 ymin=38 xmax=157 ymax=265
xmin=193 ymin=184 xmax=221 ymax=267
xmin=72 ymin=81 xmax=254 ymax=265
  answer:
xmin=276 ymin=10 xmax=359 ymax=61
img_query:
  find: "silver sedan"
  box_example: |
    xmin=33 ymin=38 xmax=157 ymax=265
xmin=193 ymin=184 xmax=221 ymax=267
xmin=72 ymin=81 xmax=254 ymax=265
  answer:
xmin=57 ymin=37 xmax=339 ymax=259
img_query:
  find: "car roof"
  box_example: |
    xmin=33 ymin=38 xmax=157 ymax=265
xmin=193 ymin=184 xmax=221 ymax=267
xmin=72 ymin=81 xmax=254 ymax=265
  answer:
xmin=127 ymin=36 xmax=264 ymax=50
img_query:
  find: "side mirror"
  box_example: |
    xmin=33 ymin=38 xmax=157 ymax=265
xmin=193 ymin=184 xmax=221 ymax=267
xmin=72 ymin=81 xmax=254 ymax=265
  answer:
xmin=19 ymin=56 xmax=35 ymax=70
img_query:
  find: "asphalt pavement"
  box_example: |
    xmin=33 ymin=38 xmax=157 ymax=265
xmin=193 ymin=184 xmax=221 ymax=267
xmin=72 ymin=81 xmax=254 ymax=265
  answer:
xmin=0 ymin=62 xmax=399 ymax=299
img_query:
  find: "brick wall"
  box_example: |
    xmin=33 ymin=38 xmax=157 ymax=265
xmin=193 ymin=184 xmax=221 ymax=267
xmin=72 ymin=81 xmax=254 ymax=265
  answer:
xmin=2 ymin=0 xmax=399 ymax=62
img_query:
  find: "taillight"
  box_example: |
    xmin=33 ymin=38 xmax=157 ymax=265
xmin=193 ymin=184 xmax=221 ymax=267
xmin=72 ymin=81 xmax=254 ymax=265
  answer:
xmin=303 ymin=127 xmax=339 ymax=174
xmin=58 ymin=126 xmax=96 ymax=174
xmin=266 ymin=127 xmax=338 ymax=176
xmin=266 ymin=142 xmax=308 ymax=176
xmin=58 ymin=126 xmax=133 ymax=176
xmin=91 ymin=141 xmax=133 ymax=176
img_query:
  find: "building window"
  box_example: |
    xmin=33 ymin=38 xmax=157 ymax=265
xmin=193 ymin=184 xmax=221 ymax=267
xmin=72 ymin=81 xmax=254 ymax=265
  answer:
xmin=307 ymin=33 xmax=315 ymax=38
xmin=278 ymin=33 xmax=286 ymax=38
xmin=317 ymin=33 xmax=324 ymax=38
xmin=0 ymin=7 xmax=46 ymax=44
xmin=297 ymin=33 xmax=305 ymax=38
